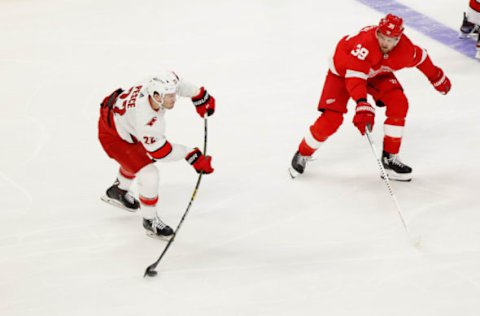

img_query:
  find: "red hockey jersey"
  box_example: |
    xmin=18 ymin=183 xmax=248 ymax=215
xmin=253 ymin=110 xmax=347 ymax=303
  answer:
xmin=329 ymin=25 xmax=439 ymax=102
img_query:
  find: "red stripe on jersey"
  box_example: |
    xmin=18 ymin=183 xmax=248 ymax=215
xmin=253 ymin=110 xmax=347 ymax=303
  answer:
xmin=140 ymin=195 xmax=159 ymax=206
xmin=119 ymin=167 xmax=136 ymax=179
xmin=149 ymin=141 xmax=173 ymax=159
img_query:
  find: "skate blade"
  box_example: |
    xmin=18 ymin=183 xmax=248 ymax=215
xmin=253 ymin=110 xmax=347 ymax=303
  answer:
xmin=100 ymin=195 xmax=138 ymax=213
xmin=381 ymin=170 xmax=412 ymax=182
xmin=288 ymin=167 xmax=300 ymax=179
xmin=459 ymin=32 xmax=479 ymax=39
xmin=145 ymin=230 xmax=173 ymax=241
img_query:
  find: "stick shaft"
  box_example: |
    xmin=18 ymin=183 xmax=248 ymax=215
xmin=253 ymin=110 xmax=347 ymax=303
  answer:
xmin=365 ymin=128 xmax=410 ymax=235
xmin=144 ymin=118 xmax=208 ymax=276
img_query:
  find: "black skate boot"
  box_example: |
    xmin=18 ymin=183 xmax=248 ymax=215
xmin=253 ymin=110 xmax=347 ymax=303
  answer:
xmin=101 ymin=180 xmax=140 ymax=212
xmin=381 ymin=151 xmax=412 ymax=182
xmin=143 ymin=217 xmax=174 ymax=240
xmin=460 ymin=12 xmax=477 ymax=38
xmin=476 ymin=37 xmax=480 ymax=60
xmin=289 ymin=151 xmax=310 ymax=178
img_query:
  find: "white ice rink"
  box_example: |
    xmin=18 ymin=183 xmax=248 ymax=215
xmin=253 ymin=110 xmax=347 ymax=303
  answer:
xmin=1 ymin=0 xmax=479 ymax=315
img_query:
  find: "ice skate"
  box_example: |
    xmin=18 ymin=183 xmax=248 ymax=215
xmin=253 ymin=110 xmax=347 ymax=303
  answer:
xmin=143 ymin=217 xmax=174 ymax=240
xmin=381 ymin=151 xmax=412 ymax=182
xmin=289 ymin=151 xmax=310 ymax=178
xmin=459 ymin=12 xmax=478 ymax=38
xmin=101 ymin=181 xmax=140 ymax=212
xmin=476 ymin=38 xmax=480 ymax=59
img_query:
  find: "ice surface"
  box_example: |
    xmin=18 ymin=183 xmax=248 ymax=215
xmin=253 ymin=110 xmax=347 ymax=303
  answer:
xmin=1 ymin=0 xmax=479 ymax=315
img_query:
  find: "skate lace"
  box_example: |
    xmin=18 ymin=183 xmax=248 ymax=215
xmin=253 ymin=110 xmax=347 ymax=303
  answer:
xmin=124 ymin=192 xmax=135 ymax=204
xmin=152 ymin=217 xmax=167 ymax=232
xmin=297 ymin=154 xmax=313 ymax=164
xmin=388 ymin=155 xmax=405 ymax=167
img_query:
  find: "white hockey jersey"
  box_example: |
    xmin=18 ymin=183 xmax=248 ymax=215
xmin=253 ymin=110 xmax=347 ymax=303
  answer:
xmin=468 ymin=0 xmax=480 ymax=25
xmin=111 ymin=76 xmax=199 ymax=161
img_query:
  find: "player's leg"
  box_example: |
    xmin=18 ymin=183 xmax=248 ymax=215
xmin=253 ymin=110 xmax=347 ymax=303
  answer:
xmin=291 ymin=71 xmax=348 ymax=175
xmin=136 ymin=164 xmax=174 ymax=239
xmin=368 ymin=74 xmax=412 ymax=181
xmin=102 ymin=141 xmax=174 ymax=238
xmin=98 ymin=105 xmax=142 ymax=211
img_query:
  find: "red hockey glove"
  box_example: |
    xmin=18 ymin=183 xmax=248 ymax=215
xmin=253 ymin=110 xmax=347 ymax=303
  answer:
xmin=429 ymin=67 xmax=451 ymax=95
xmin=186 ymin=148 xmax=214 ymax=174
xmin=192 ymin=87 xmax=215 ymax=117
xmin=352 ymin=100 xmax=375 ymax=135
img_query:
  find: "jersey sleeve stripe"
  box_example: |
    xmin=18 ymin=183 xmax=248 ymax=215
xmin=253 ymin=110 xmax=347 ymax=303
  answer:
xmin=413 ymin=48 xmax=428 ymax=67
xmin=345 ymin=69 xmax=369 ymax=80
xmin=149 ymin=141 xmax=173 ymax=159
xmin=329 ymin=56 xmax=340 ymax=76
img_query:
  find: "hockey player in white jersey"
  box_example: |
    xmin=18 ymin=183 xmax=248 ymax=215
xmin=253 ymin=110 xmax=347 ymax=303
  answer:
xmin=98 ymin=71 xmax=215 ymax=239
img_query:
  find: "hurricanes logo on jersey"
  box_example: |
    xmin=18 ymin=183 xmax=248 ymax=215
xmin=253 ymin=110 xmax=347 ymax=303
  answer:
xmin=146 ymin=117 xmax=158 ymax=126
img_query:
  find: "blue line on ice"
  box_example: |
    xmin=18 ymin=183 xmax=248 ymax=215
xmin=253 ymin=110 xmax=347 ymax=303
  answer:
xmin=357 ymin=0 xmax=478 ymax=60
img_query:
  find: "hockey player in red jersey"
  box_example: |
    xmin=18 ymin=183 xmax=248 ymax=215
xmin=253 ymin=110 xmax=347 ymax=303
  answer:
xmin=98 ymin=71 xmax=215 ymax=239
xmin=290 ymin=13 xmax=451 ymax=181
xmin=460 ymin=0 xmax=480 ymax=59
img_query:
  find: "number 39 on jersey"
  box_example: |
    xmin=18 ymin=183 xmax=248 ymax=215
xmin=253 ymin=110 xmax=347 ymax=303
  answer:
xmin=351 ymin=44 xmax=369 ymax=60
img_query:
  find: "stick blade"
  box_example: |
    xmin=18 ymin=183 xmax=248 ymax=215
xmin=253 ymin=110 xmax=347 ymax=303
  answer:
xmin=144 ymin=264 xmax=158 ymax=278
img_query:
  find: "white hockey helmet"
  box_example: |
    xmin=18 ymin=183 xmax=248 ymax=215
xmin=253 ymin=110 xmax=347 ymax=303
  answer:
xmin=145 ymin=71 xmax=180 ymax=99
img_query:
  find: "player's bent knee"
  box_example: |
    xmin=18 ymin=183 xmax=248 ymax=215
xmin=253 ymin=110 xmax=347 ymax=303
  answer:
xmin=311 ymin=110 xmax=344 ymax=140
xmin=383 ymin=90 xmax=409 ymax=118
xmin=137 ymin=164 xmax=159 ymax=188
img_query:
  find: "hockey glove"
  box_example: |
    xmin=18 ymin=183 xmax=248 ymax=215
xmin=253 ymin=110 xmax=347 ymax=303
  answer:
xmin=186 ymin=148 xmax=214 ymax=174
xmin=429 ymin=67 xmax=451 ymax=95
xmin=192 ymin=87 xmax=215 ymax=117
xmin=353 ymin=100 xmax=375 ymax=135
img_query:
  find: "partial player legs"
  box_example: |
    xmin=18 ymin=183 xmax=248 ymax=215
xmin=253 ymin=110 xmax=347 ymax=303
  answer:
xmin=137 ymin=164 xmax=174 ymax=239
xmin=382 ymin=88 xmax=408 ymax=154
xmin=380 ymin=89 xmax=412 ymax=181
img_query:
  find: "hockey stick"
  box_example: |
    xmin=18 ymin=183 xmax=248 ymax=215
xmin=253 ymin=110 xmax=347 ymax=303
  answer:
xmin=365 ymin=126 xmax=420 ymax=247
xmin=144 ymin=117 xmax=208 ymax=277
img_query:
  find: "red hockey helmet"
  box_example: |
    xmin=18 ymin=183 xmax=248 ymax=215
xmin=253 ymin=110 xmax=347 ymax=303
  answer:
xmin=378 ymin=13 xmax=404 ymax=38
